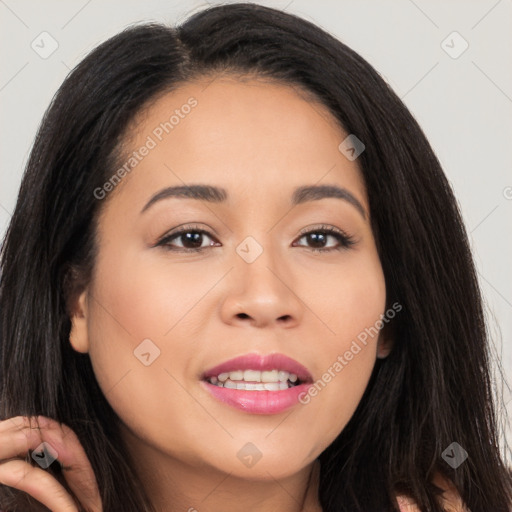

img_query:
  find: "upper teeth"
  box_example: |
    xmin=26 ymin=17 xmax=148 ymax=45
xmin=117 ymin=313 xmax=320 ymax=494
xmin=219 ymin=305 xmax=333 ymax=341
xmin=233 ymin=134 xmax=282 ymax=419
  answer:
xmin=210 ymin=370 xmax=298 ymax=384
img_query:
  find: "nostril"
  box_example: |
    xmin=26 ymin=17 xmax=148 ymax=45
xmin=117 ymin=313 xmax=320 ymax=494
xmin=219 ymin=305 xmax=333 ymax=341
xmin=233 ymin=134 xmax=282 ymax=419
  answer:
xmin=237 ymin=313 xmax=250 ymax=319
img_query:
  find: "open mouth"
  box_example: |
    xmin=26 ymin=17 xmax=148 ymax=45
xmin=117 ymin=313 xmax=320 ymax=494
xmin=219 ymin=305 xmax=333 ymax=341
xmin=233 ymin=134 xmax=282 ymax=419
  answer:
xmin=204 ymin=369 xmax=305 ymax=391
xmin=201 ymin=354 xmax=314 ymax=414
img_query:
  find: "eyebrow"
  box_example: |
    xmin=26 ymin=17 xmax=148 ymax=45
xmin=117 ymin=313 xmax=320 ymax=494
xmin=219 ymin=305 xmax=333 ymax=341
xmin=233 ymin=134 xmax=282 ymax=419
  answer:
xmin=140 ymin=183 xmax=366 ymax=219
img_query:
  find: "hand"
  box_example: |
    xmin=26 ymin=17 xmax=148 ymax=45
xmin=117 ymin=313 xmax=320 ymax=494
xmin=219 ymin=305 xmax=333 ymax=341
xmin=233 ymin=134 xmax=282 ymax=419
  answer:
xmin=0 ymin=415 xmax=102 ymax=511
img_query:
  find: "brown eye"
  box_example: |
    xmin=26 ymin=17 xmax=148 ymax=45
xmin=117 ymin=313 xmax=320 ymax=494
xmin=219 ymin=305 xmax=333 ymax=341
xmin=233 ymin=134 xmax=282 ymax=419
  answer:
xmin=157 ymin=226 xmax=219 ymax=252
xmin=294 ymin=226 xmax=355 ymax=252
xmin=156 ymin=224 xmax=355 ymax=254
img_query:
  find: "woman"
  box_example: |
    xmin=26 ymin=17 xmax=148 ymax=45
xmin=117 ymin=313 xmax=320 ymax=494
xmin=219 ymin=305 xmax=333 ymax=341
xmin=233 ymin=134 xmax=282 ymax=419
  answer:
xmin=0 ymin=3 xmax=510 ymax=511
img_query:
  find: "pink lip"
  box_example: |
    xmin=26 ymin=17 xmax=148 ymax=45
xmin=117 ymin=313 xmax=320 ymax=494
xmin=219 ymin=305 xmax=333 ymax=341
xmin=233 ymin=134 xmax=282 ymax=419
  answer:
xmin=200 ymin=353 xmax=313 ymax=415
xmin=201 ymin=352 xmax=313 ymax=382
xmin=201 ymin=381 xmax=313 ymax=414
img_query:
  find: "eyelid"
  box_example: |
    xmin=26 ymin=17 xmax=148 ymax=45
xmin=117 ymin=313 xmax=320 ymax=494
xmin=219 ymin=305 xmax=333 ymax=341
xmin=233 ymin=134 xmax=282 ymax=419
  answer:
xmin=294 ymin=224 xmax=356 ymax=251
xmin=156 ymin=223 xmax=356 ymax=252
xmin=155 ymin=223 xmax=218 ymax=246
xmin=298 ymin=224 xmax=348 ymax=237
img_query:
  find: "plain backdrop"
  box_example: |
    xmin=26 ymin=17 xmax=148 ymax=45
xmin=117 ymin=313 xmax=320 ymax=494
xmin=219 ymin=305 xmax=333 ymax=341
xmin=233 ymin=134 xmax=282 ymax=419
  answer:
xmin=1 ymin=0 xmax=511 ymax=454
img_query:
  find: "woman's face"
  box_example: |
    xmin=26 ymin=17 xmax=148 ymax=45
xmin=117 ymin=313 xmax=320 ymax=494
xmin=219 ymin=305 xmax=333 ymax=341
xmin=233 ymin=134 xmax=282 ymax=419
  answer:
xmin=70 ymin=75 xmax=389 ymax=480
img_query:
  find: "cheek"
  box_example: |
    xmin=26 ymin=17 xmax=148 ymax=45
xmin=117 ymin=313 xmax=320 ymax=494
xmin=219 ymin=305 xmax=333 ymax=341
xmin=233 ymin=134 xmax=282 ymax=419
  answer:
xmin=300 ymin=251 xmax=386 ymax=441
xmin=83 ymin=249 xmax=173 ymax=398
xmin=307 ymin=250 xmax=386 ymax=342
xmin=89 ymin=246 xmax=211 ymax=344
xmin=84 ymin=252 xmax=206 ymax=450
xmin=84 ymin=244 xmax=217 ymax=409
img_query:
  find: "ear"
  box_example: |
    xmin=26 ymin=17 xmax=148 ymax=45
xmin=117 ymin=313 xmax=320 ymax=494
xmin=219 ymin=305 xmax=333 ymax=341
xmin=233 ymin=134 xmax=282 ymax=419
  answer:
xmin=376 ymin=320 xmax=394 ymax=359
xmin=69 ymin=289 xmax=90 ymax=354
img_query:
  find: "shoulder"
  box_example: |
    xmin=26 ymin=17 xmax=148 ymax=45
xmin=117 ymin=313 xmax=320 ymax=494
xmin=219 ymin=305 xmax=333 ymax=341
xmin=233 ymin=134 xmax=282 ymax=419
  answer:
xmin=395 ymin=472 xmax=469 ymax=512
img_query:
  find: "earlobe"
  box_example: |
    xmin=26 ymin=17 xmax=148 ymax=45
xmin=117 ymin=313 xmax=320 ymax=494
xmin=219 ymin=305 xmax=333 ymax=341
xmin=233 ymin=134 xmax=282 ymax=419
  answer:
xmin=69 ymin=290 xmax=90 ymax=354
xmin=377 ymin=340 xmax=393 ymax=359
xmin=376 ymin=322 xmax=394 ymax=359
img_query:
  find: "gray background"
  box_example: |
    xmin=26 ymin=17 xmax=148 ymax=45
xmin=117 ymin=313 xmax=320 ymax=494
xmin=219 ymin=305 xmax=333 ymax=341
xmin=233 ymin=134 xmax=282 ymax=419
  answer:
xmin=1 ymin=0 xmax=511 ymax=455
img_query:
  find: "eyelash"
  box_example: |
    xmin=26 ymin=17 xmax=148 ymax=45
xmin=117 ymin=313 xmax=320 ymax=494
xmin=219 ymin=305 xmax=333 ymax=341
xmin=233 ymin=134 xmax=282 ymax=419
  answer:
xmin=156 ymin=224 xmax=356 ymax=253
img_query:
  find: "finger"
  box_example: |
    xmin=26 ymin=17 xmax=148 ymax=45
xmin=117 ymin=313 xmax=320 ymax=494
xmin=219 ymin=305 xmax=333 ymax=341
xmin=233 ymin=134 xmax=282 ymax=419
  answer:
xmin=0 ymin=458 xmax=79 ymax=512
xmin=0 ymin=416 xmax=102 ymax=512
xmin=0 ymin=416 xmax=47 ymax=460
xmin=34 ymin=416 xmax=103 ymax=512
xmin=0 ymin=415 xmax=30 ymax=433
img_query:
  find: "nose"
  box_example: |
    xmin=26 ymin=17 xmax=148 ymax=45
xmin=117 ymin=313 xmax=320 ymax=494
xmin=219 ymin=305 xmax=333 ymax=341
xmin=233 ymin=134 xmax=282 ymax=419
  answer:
xmin=219 ymin=244 xmax=304 ymax=329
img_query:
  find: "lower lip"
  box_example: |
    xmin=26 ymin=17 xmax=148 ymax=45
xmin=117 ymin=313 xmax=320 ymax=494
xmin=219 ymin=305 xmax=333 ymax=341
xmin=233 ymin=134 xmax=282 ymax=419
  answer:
xmin=201 ymin=380 xmax=312 ymax=414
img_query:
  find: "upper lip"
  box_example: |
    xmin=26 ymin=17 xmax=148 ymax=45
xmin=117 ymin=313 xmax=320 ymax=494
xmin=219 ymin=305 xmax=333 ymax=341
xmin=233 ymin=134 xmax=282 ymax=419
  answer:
xmin=201 ymin=352 xmax=313 ymax=382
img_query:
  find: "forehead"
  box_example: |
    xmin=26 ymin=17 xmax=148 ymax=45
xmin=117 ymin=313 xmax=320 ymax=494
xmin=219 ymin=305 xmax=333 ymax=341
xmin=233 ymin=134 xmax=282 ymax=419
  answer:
xmin=103 ymin=75 xmax=368 ymax=214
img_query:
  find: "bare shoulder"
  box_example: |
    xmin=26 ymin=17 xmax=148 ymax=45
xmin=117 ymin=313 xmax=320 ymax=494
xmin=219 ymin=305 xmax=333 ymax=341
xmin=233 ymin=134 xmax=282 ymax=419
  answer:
xmin=395 ymin=472 xmax=469 ymax=512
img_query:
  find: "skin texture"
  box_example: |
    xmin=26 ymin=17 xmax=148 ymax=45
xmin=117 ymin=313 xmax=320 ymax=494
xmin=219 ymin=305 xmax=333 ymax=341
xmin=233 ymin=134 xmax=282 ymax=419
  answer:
xmin=68 ymin=75 xmax=394 ymax=512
